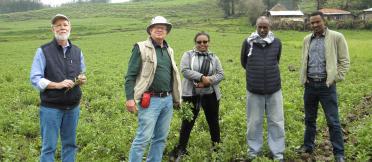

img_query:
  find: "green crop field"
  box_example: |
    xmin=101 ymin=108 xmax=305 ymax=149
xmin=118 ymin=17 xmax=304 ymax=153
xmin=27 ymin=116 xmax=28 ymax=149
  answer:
xmin=0 ymin=0 xmax=371 ymax=161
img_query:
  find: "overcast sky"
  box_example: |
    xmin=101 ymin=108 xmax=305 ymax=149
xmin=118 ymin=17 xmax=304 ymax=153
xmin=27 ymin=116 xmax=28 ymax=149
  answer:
xmin=40 ymin=0 xmax=130 ymax=7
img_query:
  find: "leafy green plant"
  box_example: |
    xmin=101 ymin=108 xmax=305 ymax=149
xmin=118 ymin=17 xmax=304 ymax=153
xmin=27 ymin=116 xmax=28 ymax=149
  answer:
xmin=177 ymin=101 xmax=194 ymax=122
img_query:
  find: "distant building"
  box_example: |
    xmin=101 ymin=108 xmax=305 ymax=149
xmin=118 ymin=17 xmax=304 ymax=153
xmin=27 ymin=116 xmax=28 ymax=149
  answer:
xmin=362 ymin=8 xmax=372 ymax=20
xmin=266 ymin=3 xmax=305 ymax=30
xmin=267 ymin=3 xmax=304 ymax=22
xmin=268 ymin=10 xmax=305 ymax=22
xmin=319 ymin=8 xmax=353 ymax=20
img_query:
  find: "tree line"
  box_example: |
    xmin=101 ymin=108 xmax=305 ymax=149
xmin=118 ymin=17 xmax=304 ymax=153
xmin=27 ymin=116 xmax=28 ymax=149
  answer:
xmin=0 ymin=0 xmax=111 ymax=14
xmin=0 ymin=0 xmax=43 ymax=14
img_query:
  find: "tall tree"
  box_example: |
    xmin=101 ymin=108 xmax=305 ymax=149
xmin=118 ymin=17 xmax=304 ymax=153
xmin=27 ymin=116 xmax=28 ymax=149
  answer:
xmin=218 ymin=0 xmax=265 ymax=20
xmin=279 ymin=0 xmax=301 ymax=10
xmin=247 ymin=0 xmax=265 ymax=25
xmin=264 ymin=0 xmax=279 ymax=9
xmin=316 ymin=0 xmax=327 ymax=10
xmin=231 ymin=0 xmax=235 ymax=15
xmin=218 ymin=0 xmax=231 ymax=18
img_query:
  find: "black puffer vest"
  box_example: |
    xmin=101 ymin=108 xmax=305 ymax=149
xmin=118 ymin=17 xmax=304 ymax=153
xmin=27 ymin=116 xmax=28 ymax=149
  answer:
xmin=40 ymin=39 xmax=82 ymax=109
xmin=243 ymin=38 xmax=282 ymax=94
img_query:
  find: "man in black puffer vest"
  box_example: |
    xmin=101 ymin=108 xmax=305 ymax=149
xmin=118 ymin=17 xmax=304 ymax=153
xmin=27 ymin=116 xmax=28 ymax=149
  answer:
xmin=240 ymin=16 xmax=285 ymax=162
xmin=30 ymin=14 xmax=86 ymax=162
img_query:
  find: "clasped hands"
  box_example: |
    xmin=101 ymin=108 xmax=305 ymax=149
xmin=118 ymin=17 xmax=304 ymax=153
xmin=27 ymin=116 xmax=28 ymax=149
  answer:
xmin=195 ymin=76 xmax=212 ymax=88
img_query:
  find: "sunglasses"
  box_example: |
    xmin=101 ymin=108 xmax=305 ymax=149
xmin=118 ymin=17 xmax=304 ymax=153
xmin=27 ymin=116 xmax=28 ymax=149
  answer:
xmin=196 ymin=40 xmax=209 ymax=44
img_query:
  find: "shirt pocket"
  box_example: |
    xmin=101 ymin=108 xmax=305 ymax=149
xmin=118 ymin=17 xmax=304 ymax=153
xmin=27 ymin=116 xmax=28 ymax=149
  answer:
xmin=141 ymin=59 xmax=154 ymax=77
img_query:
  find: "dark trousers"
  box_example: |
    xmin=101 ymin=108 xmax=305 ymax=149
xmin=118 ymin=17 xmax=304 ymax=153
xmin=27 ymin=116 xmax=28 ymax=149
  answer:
xmin=177 ymin=93 xmax=220 ymax=150
xmin=303 ymin=81 xmax=344 ymax=156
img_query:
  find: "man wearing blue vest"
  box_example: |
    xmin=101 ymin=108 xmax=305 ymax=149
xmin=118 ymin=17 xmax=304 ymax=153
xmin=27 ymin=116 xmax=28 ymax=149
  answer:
xmin=30 ymin=14 xmax=86 ymax=162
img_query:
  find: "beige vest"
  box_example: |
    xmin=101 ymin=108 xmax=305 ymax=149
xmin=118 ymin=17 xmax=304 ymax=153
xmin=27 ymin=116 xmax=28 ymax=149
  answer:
xmin=134 ymin=38 xmax=181 ymax=104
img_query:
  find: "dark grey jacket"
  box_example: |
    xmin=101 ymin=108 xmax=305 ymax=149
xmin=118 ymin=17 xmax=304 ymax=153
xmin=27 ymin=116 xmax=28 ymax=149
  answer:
xmin=241 ymin=38 xmax=282 ymax=94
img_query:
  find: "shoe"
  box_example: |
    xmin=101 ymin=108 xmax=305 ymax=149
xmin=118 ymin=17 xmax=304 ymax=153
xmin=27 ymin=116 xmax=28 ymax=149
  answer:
xmin=169 ymin=147 xmax=187 ymax=162
xmin=245 ymin=155 xmax=256 ymax=162
xmin=211 ymin=144 xmax=220 ymax=153
xmin=335 ymin=156 xmax=345 ymax=162
xmin=296 ymin=145 xmax=313 ymax=154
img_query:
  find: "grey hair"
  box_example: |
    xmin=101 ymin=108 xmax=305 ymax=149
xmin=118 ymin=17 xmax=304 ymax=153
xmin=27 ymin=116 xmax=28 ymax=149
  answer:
xmin=256 ymin=16 xmax=271 ymax=26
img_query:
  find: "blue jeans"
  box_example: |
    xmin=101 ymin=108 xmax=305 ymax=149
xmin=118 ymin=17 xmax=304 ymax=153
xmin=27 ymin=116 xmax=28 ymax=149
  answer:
xmin=129 ymin=95 xmax=173 ymax=162
xmin=40 ymin=106 xmax=80 ymax=162
xmin=246 ymin=90 xmax=285 ymax=160
xmin=303 ymin=81 xmax=344 ymax=156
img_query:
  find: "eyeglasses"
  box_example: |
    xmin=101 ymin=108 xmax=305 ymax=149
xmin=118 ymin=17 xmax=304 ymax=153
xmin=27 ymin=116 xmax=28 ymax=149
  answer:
xmin=196 ymin=40 xmax=208 ymax=44
xmin=53 ymin=24 xmax=70 ymax=28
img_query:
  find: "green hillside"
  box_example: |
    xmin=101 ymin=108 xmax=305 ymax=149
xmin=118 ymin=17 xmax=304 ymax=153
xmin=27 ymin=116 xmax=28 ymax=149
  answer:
xmin=0 ymin=0 xmax=371 ymax=161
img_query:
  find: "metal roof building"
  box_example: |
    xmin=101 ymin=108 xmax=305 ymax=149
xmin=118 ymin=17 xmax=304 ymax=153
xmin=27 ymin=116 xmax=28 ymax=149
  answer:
xmin=363 ymin=8 xmax=372 ymax=12
xmin=268 ymin=11 xmax=304 ymax=16
xmin=319 ymin=8 xmax=353 ymax=20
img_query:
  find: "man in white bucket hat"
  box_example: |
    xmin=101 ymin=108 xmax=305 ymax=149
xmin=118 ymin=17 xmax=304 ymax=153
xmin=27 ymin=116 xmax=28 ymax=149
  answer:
xmin=125 ymin=16 xmax=181 ymax=162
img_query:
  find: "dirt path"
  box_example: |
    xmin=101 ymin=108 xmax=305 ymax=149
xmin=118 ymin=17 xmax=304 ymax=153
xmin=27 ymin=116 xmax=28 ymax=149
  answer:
xmin=298 ymin=94 xmax=372 ymax=162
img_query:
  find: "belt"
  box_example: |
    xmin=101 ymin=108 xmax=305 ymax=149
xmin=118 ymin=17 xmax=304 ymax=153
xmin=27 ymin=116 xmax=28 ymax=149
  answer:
xmin=308 ymin=77 xmax=326 ymax=82
xmin=150 ymin=91 xmax=171 ymax=97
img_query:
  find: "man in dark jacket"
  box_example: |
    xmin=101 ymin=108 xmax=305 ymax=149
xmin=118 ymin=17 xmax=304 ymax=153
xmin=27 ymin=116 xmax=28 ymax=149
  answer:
xmin=240 ymin=16 xmax=285 ymax=161
xmin=30 ymin=14 xmax=86 ymax=162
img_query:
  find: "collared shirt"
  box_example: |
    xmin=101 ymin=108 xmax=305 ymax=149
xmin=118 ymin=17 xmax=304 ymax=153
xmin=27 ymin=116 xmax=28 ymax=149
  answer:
xmin=307 ymin=30 xmax=327 ymax=79
xmin=149 ymin=39 xmax=172 ymax=93
xmin=125 ymin=39 xmax=172 ymax=100
xmin=30 ymin=42 xmax=86 ymax=91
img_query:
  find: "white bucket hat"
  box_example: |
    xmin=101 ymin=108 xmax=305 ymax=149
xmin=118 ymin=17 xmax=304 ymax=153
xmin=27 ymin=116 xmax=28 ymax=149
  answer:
xmin=146 ymin=16 xmax=172 ymax=34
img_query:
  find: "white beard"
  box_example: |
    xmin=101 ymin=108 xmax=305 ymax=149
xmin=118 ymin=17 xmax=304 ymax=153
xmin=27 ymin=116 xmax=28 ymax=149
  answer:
xmin=54 ymin=32 xmax=70 ymax=41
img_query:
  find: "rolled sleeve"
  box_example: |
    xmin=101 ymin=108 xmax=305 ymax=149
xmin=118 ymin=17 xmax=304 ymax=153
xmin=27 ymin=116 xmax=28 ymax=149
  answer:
xmin=80 ymin=51 xmax=86 ymax=73
xmin=39 ymin=78 xmax=51 ymax=90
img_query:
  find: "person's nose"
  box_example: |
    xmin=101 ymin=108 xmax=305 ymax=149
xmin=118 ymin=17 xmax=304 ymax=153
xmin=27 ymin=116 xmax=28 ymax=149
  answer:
xmin=59 ymin=26 xmax=68 ymax=31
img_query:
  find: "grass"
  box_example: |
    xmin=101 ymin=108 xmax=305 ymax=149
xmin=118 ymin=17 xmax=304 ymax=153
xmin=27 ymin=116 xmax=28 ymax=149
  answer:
xmin=0 ymin=0 xmax=371 ymax=161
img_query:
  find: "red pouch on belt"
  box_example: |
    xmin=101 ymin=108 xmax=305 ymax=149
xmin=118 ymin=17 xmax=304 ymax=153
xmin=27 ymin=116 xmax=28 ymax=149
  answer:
xmin=141 ymin=92 xmax=151 ymax=108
